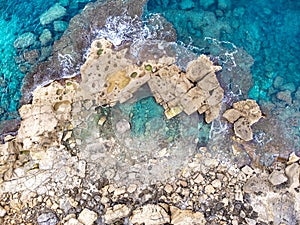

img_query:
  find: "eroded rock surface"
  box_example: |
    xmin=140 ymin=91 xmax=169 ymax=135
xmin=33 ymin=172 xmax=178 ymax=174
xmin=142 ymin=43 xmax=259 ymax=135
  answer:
xmin=79 ymin=39 xmax=224 ymax=122
xmin=223 ymin=99 xmax=263 ymax=141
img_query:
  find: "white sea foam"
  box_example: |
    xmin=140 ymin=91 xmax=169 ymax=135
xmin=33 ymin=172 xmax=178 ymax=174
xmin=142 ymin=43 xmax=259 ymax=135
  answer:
xmin=204 ymin=37 xmax=238 ymax=71
xmin=209 ymin=118 xmax=229 ymax=140
xmin=94 ymin=15 xmax=150 ymax=46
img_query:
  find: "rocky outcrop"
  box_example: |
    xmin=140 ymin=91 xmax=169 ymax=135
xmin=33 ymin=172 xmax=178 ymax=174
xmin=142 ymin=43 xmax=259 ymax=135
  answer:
xmin=21 ymin=0 xmax=149 ymax=105
xmin=170 ymin=206 xmax=206 ymax=224
xmin=130 ymin=204 xmax=170 ymax=225
xmin=17 ymin=81 xmax=77 ymax=151
xmin=79 ymin=39 xmax=224 ymax=122
xmin=223 ymin=99 xmax=263 ymax=141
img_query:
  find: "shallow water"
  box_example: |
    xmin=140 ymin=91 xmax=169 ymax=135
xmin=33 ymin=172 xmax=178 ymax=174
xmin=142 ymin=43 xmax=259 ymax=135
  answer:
xmin=146 ymin=0 xmax=300 ymax=101
xmin=0 ymin=0 xmax=95 ymax=121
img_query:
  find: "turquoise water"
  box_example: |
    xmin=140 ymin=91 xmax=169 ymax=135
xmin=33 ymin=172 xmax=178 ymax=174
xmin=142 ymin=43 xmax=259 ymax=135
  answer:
xmin=0 ymin=0 xmax=95 ymax=122
xmin=146 ymin=0 xmax=300 ymax=102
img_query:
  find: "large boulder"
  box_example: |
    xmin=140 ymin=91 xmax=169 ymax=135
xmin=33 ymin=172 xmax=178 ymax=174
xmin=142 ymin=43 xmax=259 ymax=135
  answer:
xmin=223 ymin=99 xmax=263 ymax=141
xmin=130 ymin=204 xmax=170 ymax=225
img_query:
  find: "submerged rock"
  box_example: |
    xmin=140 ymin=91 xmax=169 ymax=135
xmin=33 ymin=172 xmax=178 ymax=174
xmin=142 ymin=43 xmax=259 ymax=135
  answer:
xmin=14 ymin=32 xmax=36 ymax=49
xmin=39 ymin=29 xmax=52 ymax=46
xmin=39 ymin=3 xmax=66 ymax=26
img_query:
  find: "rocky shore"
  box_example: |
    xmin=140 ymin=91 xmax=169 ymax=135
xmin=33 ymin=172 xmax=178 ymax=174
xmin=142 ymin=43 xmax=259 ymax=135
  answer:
xmin=0 ymin=0 xmax=299 ymax=224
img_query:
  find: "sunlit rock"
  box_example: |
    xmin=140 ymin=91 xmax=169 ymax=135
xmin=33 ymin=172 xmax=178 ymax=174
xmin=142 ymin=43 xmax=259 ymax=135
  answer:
xmin=223 ymin=99 xmax=263 ymax=141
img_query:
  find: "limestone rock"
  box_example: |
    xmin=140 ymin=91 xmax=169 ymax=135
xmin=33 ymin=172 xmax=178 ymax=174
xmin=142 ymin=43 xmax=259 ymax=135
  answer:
xmin=78 ymin=39 xmax=151 ymax=106
xmin=225 ymin=99 xmax=263 ymax=125
xmin=223 ymin=99 xmax=263 ymax=141
xmin=170 ymin=206 xmax=206 ymax=225
xmin=17 ymin=81 xmax=77 ymax=151
xmin=285 ymin=163 xmax=300 ymax=189
xmin=80 ymin=39 xmax=224 ymax=123
xmin=130 ymin=204 xmax=170 ymax=225
xmin=40 ymin=3 xmax=66 ymax=25
xmin=186 ymin=54 xmax=222 ymax=82
xmin=268 ymin=170 xmax=288 ymax=186
xmin=234 ymin=117 xmax=253 ymax=142
xmin=78 ymin=208 xmax=97 ymax=225
xmin=103 ymin=204 xmax=130 ymax=224
xmin=148 ymin=55 xmax=223 ymax=122
xmin=14 ymin=32 xmax=36 ymax=49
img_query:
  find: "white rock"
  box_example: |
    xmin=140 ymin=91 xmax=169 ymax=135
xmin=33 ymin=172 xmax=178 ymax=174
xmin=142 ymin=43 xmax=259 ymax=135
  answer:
xmin=285 ymin=163 xmax=300 ymax=189
xmin=211 ymin=179 xmax=222 ymax=189
xmin=288 ymin=152 xmax=300 ymax=164
xmin=103 ymin=204 xmax=130 ymax=224
xmin=204 ymin=158 xmax=219 ymax=168
xmin=241 ymin=165 xmax=254 ymax=175
xmin=268 ymin=170 xmax=288 ymax=186
xmin=77 ymin=160 xmax=86 ymax=178
xmin=130 ymin=204 xmax=170 ymax=225
xmin=170 ymin=206 xmax=206 ymax=225
xmin=245 ymin=218 xmax=256 ymax=225
xmin=65 ymin=218 xmax=83 ymax=225
xmin=127 ymin=184 xmax=137 ymax=193
xmin=116 ymin=119 xmax=131 ymax=133
xmin=204 ymin=184 xmax=215 ymax=194
xmin=78 ymin=208 xmax=97 ymax=225
xmin=113 ymin=186 xmax=126 ymax=196
xmin=164 ymin=184 xmax=173 ymax=194
xmin=0 ymin=206 xmax=6 ymax=217
xmin=194 ymin=173 xmax=204 ymax=184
